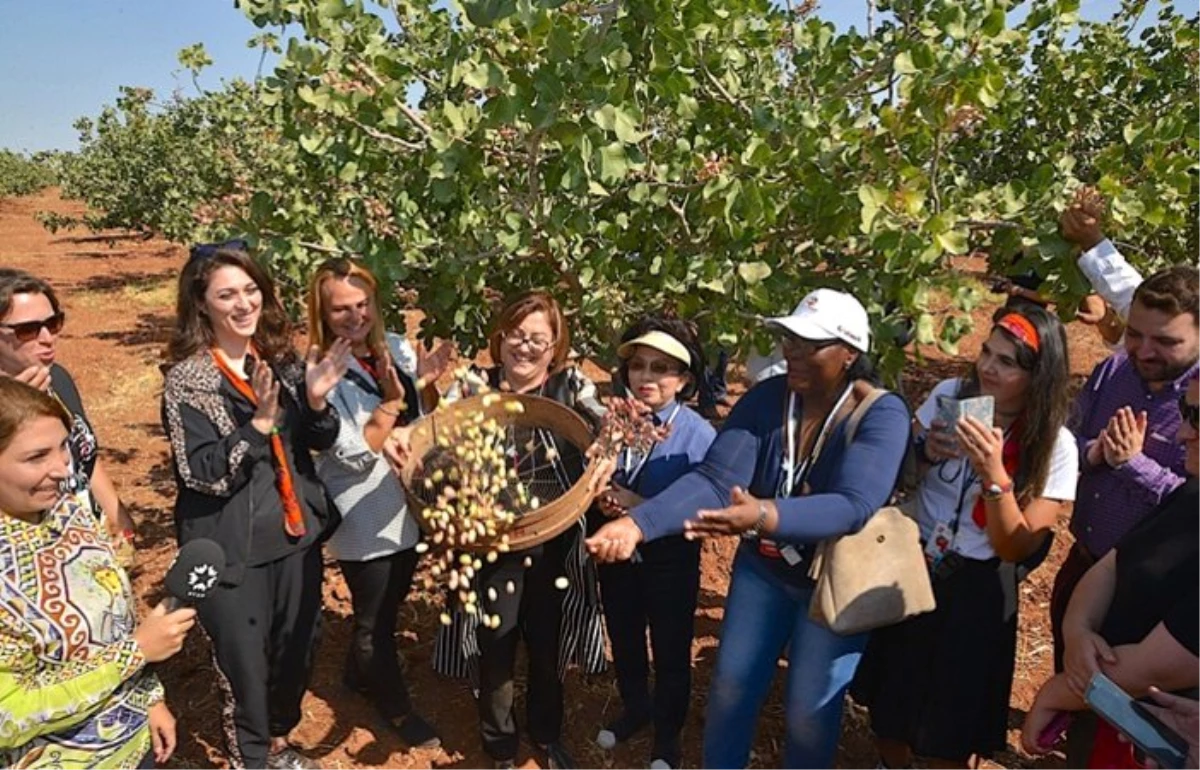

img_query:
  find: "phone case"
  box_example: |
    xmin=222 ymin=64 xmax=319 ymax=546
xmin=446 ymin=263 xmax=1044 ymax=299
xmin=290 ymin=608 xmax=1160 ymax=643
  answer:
xmin=1084 ymin=673 xmax=1189 ymax=770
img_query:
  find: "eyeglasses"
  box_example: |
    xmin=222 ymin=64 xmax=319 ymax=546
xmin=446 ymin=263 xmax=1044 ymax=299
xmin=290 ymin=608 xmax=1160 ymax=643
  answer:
xmin=0 ymin=312 xmax=65 ymax=343
xmin=1180 ymin=392 xmax=1199 ymax=430
xmin=628 ymin=359 xmax=686 ymax=377
xmin=503 ymin=330 xmax=554 ymax=355
xmin=188 ymin=238 xmax=250 ymax=263
xmin=781 ymin=334 xmax=841 ymax=356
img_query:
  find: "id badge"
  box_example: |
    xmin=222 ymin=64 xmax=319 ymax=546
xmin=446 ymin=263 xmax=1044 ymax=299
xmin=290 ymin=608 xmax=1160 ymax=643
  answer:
xmin=924 ymin=520 xmax=954 ymax=565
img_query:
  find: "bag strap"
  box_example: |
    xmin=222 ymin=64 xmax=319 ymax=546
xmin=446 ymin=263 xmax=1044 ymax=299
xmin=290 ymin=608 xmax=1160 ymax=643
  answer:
xmin=844 ymin=387 xmax=888 ymax=445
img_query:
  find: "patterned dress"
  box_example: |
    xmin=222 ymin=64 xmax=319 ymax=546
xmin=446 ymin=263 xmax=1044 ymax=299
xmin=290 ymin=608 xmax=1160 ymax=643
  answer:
xmin=0 ymin=492 xmax=163 ymax=769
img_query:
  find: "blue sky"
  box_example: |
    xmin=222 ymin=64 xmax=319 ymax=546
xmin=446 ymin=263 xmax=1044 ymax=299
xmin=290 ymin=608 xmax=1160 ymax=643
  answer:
xmin=1 ymin=0 xmax=1129 ymax=153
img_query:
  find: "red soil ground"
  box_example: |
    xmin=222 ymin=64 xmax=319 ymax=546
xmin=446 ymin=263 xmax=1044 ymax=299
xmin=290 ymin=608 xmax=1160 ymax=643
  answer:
xmin=0 ymin=189 xmax=1111 ymax=768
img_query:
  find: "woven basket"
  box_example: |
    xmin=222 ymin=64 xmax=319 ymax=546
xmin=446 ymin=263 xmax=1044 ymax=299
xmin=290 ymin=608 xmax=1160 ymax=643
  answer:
xmin=400 ymin=393 xmax=598 ymax=552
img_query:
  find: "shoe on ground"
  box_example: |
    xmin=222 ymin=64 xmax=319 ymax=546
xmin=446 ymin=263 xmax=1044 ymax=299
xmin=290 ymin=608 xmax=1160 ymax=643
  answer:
xmin=538 ymin=741 xmax=577 ymax=770
xmin=493 ymin=759 xmax=516 ymax=770
xmin=650 ymin=760 xmax=673 ymax=770
xmin=265 ymin=746 xmax=320 ymax=770
xmin=595 ymin=711 xmax=651 ymax=750
xmin=389 ymin=712 xmax=441 ymax=749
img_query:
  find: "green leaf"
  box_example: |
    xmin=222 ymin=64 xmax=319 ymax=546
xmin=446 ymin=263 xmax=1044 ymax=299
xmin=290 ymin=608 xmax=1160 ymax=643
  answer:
xmin=935 ymin=228 xmax=968 ymax=255
xmin=894 ymin=51 xmax=918 ymax=75
xmin=737 ymin=261 xmax=772 ymax=284
xmin=598 ymin=143 xmax=629 ymax=183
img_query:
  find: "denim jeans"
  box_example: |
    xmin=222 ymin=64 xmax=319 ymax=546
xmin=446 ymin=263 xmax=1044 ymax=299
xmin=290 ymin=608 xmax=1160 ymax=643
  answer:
xmin=703 ymin=547 xmax=868 ymax=769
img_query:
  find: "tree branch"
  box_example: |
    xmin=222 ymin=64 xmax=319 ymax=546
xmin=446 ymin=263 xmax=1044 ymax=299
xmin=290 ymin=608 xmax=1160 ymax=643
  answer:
xmin=960 ymin=219 xmax=1023 ymax=231
xmin=350 ymin=60 xmax=435 ymax=138
xmin=346 ymin=116 xmax=425 ymax=151
xmin=929 ymin=129 xmax=943 ymax=215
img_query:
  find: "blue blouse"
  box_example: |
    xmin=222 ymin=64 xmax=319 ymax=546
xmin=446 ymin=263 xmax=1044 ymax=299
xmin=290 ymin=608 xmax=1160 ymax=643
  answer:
xmin=630 ymin=376 xmax=911 ymax=554
xmin=612 ymin=401 xmax=716 ymax=499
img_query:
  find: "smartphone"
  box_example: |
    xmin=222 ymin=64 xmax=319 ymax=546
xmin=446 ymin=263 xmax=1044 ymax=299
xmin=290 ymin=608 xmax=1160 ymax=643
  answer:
xmin=1037 ymin=711 xmax=1071 ymax=750
xmin=1084 ymin=673 xmax=1189 ymax=770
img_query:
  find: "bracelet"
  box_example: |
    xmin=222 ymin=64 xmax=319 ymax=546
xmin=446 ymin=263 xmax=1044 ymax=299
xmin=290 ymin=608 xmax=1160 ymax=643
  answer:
xmin=745 ymin=501 xmax=769 ymax=539
xmin=377 ymin=402 xmax=402 ymax=417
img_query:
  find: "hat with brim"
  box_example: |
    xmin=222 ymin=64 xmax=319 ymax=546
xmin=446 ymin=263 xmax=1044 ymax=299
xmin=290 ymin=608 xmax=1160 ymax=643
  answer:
xmin=617 ymin=330 xmax=691 ymax=367
xmin=763 ymin=288 xmax=871 ymax=353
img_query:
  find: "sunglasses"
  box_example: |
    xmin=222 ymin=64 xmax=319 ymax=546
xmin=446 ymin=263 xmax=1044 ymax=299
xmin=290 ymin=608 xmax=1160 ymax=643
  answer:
xmin=0 ymin=312 xmax=65 ymax=343
xmin=1180 ymin=392 xmax=1199 ymax=430
xmin=189 ymin=238 xmax=250 ymax=263
xmin=781 ymin=334 xmax=841 ymax=355
xmin=627 ymin=359 xmax=686 ymax=376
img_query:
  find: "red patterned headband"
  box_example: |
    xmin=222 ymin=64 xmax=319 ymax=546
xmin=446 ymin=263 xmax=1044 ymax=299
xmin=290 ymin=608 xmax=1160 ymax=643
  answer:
xmin=996 ymin=313 xmax=1040 ymax=352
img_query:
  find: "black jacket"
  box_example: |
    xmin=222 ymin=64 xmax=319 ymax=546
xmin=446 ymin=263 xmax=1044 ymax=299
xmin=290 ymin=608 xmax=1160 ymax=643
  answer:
xmin=161 ymin=350 xmax=339 ymax=585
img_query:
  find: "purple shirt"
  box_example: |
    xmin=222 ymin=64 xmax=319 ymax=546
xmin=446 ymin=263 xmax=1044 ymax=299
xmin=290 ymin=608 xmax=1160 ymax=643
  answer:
xmin=1071 ymin=350 xmax=1195 ymax=556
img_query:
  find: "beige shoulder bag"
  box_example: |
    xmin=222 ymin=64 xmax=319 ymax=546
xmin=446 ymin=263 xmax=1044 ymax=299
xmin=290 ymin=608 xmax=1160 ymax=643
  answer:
xmin=806 ymin=389 xmax=936 ymax=635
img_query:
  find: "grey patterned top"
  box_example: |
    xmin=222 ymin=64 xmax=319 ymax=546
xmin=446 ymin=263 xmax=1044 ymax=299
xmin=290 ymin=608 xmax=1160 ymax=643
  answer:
xmin=317 ymin=332 xmax=423 ymax=562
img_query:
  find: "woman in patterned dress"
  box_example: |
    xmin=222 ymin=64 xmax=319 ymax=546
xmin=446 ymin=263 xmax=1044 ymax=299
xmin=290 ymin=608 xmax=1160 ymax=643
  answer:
xmin=0 ymin=377 xmax=195 ymax=768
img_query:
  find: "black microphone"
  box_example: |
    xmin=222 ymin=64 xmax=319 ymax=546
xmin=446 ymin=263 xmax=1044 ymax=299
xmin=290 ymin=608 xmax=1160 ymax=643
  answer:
xmin=163 ymin=539 xmax=225 ymax=610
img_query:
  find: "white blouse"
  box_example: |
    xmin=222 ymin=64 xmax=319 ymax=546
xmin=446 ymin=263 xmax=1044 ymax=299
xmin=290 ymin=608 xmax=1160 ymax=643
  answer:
xmin=914 ymin=378 xmax=1078 ymax=561
xmin=317 ymin=332 xmax=422 ymax=562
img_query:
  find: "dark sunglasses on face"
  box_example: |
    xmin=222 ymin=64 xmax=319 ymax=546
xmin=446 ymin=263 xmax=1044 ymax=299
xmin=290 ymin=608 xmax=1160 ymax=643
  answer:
xmin=627 ymin=359 xmax=685 ymax=376
xmin=0 ymin=312 xmax=65 ymax=343
xmin=781 ymin=334 xmax=841 ymax=356
xmin=189 ymin=238 xmax=251 ymax=263
xmin=1180 ymin=392 xmax=1199 ymax=429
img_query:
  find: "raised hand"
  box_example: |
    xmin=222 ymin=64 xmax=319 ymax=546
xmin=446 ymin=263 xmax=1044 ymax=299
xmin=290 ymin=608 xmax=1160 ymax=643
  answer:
xmin=924 ymin=420 xmax=964 ymax=463
xmin=305 ymin=337 xmax=352 ymax=410
xmin=375 ymin=347 xmax=407 ymax=408
xmin=416 ymin=340 xmax=455 ymax=389
xmin=249 ymin=360 xmax=283 ymax=436
xmin=956 ymin=415 xmax=1007 ymax=485
xmin=1101 ymin=407 xmax=1147 ymax=468
xmin=1060 ymin=185 xmax=1106 ymax=251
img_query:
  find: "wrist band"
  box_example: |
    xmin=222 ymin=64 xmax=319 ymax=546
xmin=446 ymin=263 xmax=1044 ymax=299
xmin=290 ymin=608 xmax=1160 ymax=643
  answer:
xmin=377 ymin=403 xmax=401 ymax=417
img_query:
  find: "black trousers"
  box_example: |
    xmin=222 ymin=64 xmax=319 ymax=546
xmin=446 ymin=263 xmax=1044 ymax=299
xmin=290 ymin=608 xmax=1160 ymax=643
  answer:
xmin=339 ymin=549 xmax=420 ymax=719
xmin=477 ymin=536 xmax=567 ymax=762
xmin=598 ymin=538 xmax=700 ymax=751
xmin=198 ymin=546 xmax=324 ymax=769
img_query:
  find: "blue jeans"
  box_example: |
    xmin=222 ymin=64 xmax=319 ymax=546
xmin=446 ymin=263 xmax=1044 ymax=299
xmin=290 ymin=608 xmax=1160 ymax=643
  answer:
xmin=703 ymin=548 xmax=868 ymax=769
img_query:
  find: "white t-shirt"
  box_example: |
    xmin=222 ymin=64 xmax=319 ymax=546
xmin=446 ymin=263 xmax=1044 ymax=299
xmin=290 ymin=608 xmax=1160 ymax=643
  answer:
xmin=914 ymin=378 xmax=1078 ymax=561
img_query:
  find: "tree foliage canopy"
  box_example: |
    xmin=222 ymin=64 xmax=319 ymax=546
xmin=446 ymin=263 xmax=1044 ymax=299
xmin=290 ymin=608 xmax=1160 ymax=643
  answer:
xmin=46 ymin=0 xmax=1199 ymax=373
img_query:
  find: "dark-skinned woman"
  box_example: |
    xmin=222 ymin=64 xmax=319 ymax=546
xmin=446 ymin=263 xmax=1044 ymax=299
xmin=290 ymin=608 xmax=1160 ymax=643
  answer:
xmin=588 ymin=288 xmax=912 ymax=768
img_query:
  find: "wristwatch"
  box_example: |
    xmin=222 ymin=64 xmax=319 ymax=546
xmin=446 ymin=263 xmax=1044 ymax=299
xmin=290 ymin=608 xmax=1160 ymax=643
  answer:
xmin=744 ymin=501 xmax=769 ymax=539
xmin=980 ymin=479 xmax=1014 ymax=501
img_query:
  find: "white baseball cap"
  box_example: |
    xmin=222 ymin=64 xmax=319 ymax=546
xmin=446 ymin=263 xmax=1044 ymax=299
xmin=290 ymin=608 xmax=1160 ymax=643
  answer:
xmin=764 ymin=288 xmax=871 ymax=353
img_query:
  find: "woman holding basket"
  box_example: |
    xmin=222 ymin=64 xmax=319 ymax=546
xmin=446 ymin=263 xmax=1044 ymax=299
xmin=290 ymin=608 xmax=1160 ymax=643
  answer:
xmin=432 ymin=290 xmax=606 ymax=770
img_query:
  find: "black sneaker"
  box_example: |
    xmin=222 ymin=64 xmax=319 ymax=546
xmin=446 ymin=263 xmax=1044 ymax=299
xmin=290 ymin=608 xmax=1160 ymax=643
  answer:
xmin=538 ymin=741 xmax=577 ymax=770
xmin=389 ymin=712 xmax=441 ymax=749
